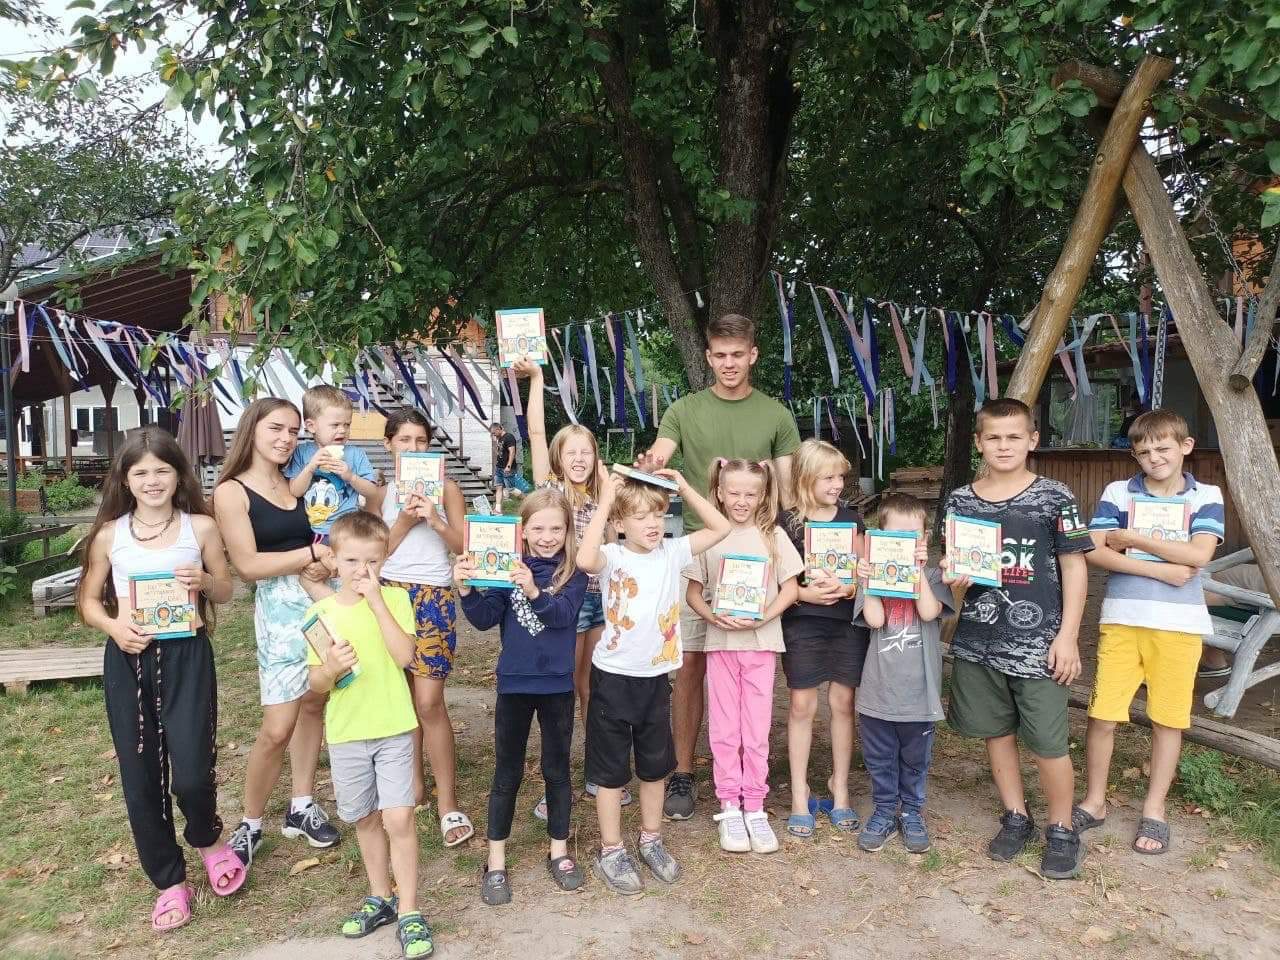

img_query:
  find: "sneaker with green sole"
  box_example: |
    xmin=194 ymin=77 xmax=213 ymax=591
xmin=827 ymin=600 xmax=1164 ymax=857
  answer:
xmin=341 ymin=896 xmax=398 ymax=939
xmin=398 ymin=912 xmax=434 ymax=958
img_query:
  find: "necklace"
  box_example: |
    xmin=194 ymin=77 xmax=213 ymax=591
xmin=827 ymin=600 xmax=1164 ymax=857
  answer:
xmin=132 ymin=511 xmax=170 ymax=528
xmin=130 ymin=509 xmax=176 ymax=543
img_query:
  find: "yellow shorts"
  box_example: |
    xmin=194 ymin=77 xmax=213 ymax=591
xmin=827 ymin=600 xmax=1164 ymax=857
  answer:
xmin=1088 ymin=624 xmax=1202 ymax=730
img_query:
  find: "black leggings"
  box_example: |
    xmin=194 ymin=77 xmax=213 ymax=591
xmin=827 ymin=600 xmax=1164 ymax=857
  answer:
xmin=487 ymin=691 xmax=575 ymax=842
xmin=103 ymin=630 xmax=222 ymax=890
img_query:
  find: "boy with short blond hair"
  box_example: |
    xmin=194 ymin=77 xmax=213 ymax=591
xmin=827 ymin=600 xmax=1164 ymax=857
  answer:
xmin=942 ymin=398 xmax=1093 ymax=880
xmin=576 ymin=469 xmax=729 ymax=895
xmin=1073 ymin=409 xmax=1223 ymax=855
xmin=286 ymin=386 xmax=378 ymax=540
xmin=306 ymin=512 xmax=432 ymax=957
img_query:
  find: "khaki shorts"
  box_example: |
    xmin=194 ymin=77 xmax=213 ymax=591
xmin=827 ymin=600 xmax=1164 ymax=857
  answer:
xmin=680 ymin=593 xmax=708 ymax=653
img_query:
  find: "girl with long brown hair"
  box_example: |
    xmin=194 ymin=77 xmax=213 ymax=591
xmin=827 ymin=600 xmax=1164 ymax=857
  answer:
xmin=78 ymin=428 xmax=238 ymax=932
xmin=211 ymin=398 xmax=340 ymax=867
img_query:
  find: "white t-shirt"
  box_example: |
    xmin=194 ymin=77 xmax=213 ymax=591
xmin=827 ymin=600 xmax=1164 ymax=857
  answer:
xmin=592 ymin=537 xmax=693 ymax=678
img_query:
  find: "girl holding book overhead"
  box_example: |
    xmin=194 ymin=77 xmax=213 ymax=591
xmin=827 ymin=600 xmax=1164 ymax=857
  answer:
xmin=453 ymin=489 xmax=589 ymax=904
xmin=684 ymin=458 xmax=802 ymax=854
xmin=777 ymin=439 xmax=866 ymax=838
xmin=78 ymin=428 xmax=238 ymax=933
xmin=363 ymin=407 xmax=475 ymax=848
xmin=512 ymin=358 xmax=628 ymax=814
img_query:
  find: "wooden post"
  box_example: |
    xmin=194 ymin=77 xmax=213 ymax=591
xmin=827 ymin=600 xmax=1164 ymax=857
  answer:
xmin=1005 ymin=55 xmax=1173 ymax=405
xmin=102 ymin=380 xmax=116 ymax=462
xmin=1120 ymin=144 xmax=1280 ymax=608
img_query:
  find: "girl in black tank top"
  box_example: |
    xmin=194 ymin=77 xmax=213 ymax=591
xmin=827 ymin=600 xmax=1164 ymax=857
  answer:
xmin=231 ymin=478 xmax=312 ymax=552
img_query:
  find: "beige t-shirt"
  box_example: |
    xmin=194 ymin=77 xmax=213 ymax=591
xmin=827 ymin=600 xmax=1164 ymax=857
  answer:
xmin=684 ymin=525 xmax=804 ymax=653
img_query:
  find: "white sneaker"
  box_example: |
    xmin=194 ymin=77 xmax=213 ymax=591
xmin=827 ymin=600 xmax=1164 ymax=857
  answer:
xmin=744 ymin=810 xmax=779 ymax=854
xmin=714 ymin=808 xmax=751 ymax=853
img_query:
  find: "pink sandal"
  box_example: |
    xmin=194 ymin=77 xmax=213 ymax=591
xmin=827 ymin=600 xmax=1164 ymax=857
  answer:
xmin=151 ymin=883 xmax=193 ymax=933
xmin=201 ymin=843 xmax=247 ymax=896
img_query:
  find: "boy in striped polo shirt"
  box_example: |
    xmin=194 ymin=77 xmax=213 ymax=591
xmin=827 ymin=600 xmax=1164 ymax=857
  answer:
xmin=1073 ymin=409 xmax=1224 ymax=856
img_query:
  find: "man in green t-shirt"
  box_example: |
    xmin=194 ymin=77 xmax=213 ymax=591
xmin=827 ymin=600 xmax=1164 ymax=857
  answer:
xmin=635 ymin=312 xmax=801 ymax=820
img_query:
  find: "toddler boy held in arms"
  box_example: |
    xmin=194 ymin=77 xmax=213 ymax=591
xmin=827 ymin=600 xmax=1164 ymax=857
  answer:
xmin=286 ymin=385 xmax=378 ymax=541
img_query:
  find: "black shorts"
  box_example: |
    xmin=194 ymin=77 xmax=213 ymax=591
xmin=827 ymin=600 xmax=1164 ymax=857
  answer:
xmin=584 ymin=666 xmax=676 ymax=788
xmin=781 ymin=616 xmax=869 ymax=690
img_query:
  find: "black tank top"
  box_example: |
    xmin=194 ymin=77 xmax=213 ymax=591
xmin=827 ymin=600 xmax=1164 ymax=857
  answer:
xmin=230 ymin=477 xmax=312 ymax=552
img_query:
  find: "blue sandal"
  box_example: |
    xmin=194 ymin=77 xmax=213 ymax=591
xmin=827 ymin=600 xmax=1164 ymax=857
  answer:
xmin=786 ymin=812 xmax=816 ymax=838
xmin=828 ymin=807 xmax=860 ymax=832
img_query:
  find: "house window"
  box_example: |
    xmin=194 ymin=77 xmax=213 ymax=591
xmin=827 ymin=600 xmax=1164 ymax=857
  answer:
xmin=74 ymin=407 xmax=93 ymax=435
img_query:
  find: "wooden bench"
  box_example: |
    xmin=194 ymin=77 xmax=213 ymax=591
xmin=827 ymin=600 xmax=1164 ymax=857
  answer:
xmin=32 ymin=566 xmax=83 ymax=617
xmin=0 ymin=647 xmax=102 ymax=695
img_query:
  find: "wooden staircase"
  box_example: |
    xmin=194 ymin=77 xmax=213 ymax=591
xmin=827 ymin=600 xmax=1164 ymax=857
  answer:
xmin=351 ymin=435 xmax=493 ymax=502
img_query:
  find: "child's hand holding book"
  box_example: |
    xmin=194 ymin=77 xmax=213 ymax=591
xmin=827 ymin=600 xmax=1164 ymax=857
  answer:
xmin=173 ymin=564 xmax=206 ymax=594
xmin=510 ymin=560 xmax=540 ymax=600
xmin=452 ymin=555 xmax=478 ymax=595
xmin=326 ymin=636 xmax=359 ymax=682
xmin=109 ymin=617 xmax=152 ymax=655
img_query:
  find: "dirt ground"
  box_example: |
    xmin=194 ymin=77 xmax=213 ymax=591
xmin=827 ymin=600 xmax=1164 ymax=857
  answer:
xmin=227 ymin=610 xmax=1280 ymax=960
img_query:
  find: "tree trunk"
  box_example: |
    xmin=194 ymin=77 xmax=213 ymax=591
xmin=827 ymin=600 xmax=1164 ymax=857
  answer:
xmin=1006 ymin=55 xmax=1173 ymax=405
xmin=935 ymin=351 xmax=975 ymax=545
xmin=1122 ymin=144 xmax=1280 ymax=608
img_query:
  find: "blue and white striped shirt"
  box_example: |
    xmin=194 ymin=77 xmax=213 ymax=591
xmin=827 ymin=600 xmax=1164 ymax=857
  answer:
xmin=1089 ymin=472 xmax=1225 ymax=635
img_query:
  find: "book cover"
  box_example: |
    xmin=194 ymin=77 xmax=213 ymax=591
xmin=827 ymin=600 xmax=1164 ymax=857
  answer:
xmin=495 ymin=308 xmax=548 ymax=367
xmin=128 ymin=572 xmax=197 ymax=640
xmin=946 ymin=514 xmax=1002 ymax=587
xmin=712 ymin=554 xmax=770 ymax=620
xmin=865 ymin=530 xmax=921 ymax=599
xmin=464 ymin=515 xmax=523 ymax=587
xmin=1127 ymin=495 xmax=1191 ymax=562
xmin=396 ymin=451 xmax=445 ymax=505
xmin=803 ymin=521 xmax=858 ymax=585
xmin=611 ymin=463 xmax=679 ymax=492
xmin=301 ymin=612 xmax=356 ymax=689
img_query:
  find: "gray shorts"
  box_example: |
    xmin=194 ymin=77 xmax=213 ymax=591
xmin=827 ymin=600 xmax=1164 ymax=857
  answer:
xmin=328 ymin=731 xmax=416 ymax=823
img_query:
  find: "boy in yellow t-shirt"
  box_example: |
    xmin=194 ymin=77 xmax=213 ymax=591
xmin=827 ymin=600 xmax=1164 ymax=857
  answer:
xmin=305 ymin=512 xmax=433 ymax=959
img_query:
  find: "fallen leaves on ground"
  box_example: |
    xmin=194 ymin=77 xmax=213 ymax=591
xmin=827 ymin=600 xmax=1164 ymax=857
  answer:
xmin=289 ymin=857 xmax=321 ymax=876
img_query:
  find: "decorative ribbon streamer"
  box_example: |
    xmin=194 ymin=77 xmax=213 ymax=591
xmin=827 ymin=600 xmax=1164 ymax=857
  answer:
xmin=863 ymin=298 xmax=882 ymax=394
xmin=999 ymin=314 xmax=1026 ymax=348
xmin=812 ymin=397 xmax=821 ymax=440
xmin=909 ymin=307 xmax=935 ymax=396
xmin=442 ymin=346 xmax=487 ymax=423
xmin=962 ymin=313 xmax=986 ymax=409
xmin=1139 ymin=310 xmax=1151 ymax=407
xmin=823 ymin=288 xmax=877 ymax=402
xmin=881 ymin=302 xmax=915 ymax=379
xmin=625 ymin=315 xmax=646 ymax=394
xmin=1125 ymin=313 xmax=1146 ymax=403
xmin=807 ymin=285 xmax=842 ymax=389
xmin=546 ymin=331 xmax=580 ymax=425
xmin=773 ymin=273 xmax=794 ymax=403
xmin=16 ymin=301 xmax=30 ymax=373
xmin=982 ymin=312 xmax=998 ymax=399
xmin=824 ymin=396 xmax=840 ymax=441
xmin=839 ymin=395 xmax=867 ymax=461
xmin=582 ymin=323 xmax=603 ymax=424
xmin=1151 ymin=307 xmax=1169 ymax=408
xmin=606 ymin=314 xmax=626 ymax=426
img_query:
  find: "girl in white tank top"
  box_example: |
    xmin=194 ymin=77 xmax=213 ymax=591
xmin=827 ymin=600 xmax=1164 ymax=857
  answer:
xmin=76 ymin=429 xmax=238 ymax=932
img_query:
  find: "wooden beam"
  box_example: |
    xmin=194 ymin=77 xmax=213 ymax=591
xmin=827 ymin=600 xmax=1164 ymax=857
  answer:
xmin=1228 ymin=241 xmax=1280 ymax=390
xmin=101 ymin=379 xmax=116 ymax=462
xmin=1121 ymin=143 xmax=1280 ymax=610
xmin=1006 ymin=56 xmax=1174 ymax=405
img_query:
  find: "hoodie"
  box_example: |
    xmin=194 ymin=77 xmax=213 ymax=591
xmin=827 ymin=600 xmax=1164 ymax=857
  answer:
xmin=458 ymin=554 xmax=588 ymax=695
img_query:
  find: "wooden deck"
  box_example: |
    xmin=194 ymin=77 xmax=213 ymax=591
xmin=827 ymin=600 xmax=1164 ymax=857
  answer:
xmin=0 ymin=647 xmax=102 ymax=695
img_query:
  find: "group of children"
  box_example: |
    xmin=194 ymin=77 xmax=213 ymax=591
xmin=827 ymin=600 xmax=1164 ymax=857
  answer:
xmin=81 ymin=368 xmax=1225 ymax=953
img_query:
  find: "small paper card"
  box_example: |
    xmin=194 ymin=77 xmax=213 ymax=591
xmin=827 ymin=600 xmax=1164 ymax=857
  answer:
xmin=611 ymin=463 xmax=680 ymax=492
xmin=866 ymin=530 xmax=921 ymax=599
xmin=396 ymin=451 xmax=445 ymax=505
xmin=1127 ymin=495 xmax=1191 ymax=562
xmin=302 ymin=612 xmax=356 ymax=689
xmin=946 ymin=514 xmax=1002 ymax=587
xmin=495 ymin=307 xmax=548 ymax=367
xmin=128 ymin=573 xmax=196 ymax=640
xmin=804 ymin=521 xmax=858 ymax=585
xmin=713 ymin=554 xmax=770 ymax=620
xmin=464 ymin=514 xmax=523 ymax=588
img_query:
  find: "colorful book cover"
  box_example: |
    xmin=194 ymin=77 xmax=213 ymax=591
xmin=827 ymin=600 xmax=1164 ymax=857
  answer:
xmin=1127 ymin=495 xmax=1191 ymax=562
xmin=611 ymin=463 xmax=679 ymax=492
xmin=865 ymin=530 xmax=921 ymax=599
xmin=495 ymin=307 xmax=548 ymax=367
xmin=301 ymin=612 xmax=356 ymax=689
xmin=946 ymin=514 xmax=1002 ymax=588
xmin=712 ymin=554 xmax=770 ymax=620
xmin=803 ymin=521 xmax=858 ymax=585
xmin=128 ymin=572 xmax=196 ymax=640
xmin=396 ymin=451 xmax=445 ymax=505
xmin=464 ymin=514 xmax=523 ymax=588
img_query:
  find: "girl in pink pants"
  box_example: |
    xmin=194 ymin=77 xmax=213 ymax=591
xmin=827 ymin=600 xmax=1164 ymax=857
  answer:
xmin=684 ymin=459 xmax=803 ymax=854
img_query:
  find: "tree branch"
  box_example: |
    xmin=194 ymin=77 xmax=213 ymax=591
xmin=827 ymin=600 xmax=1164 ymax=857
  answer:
xmin=1229 ymin=241 xmax=1280 ymax=390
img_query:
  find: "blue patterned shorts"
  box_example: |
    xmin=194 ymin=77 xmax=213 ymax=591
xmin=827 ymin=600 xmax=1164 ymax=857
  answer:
xmin=382 ymin=580 xmax=458 ymax=680
xmin=254 ymin=575 xmax=313 ymax=705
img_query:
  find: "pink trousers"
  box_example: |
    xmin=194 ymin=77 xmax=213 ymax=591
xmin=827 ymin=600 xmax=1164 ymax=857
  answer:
xmin=706 ymin=650 xmax=776 ymax=812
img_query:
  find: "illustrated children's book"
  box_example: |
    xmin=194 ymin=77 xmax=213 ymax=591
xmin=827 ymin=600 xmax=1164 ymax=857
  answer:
xmin=611 ymin=463 xmax=680 ymax=492
xmin=396 ymin=451 xmax=445 ymax=505
xmin=302 ymin=612 xmax=357 ymax=689
xmin=128 ymin=572 xmax=197 ymax=640
xmin=1127 ymin=495 xmax=1191 ymax=562
xmin=712 ymin=554 xmax=770 ymax=620
xmin=946 ymin=514 xmax=1003 ymax=588
xmin=804 ymin=521 xmax=858 ymax=585
xmin=495 ymin=308 xmax=548 ymax=367
xmin=464 ymin=515 xmax=523 ymax=588
xmin=865 ymin=530 xmax=921 ymax=599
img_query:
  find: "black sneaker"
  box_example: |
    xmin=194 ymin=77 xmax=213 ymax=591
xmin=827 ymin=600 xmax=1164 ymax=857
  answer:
xmin=987 ymin=809 xmax=1035 ymax=862
xmin=663 ymin=772 xmax=696 ymax=821
xmin=1040 ymin=824 xmax=1083 ymax=879
xmin=282 ymin=802 xmax=340 ymax=848
xmin=229 ymin=819 xmax=263 ymax=868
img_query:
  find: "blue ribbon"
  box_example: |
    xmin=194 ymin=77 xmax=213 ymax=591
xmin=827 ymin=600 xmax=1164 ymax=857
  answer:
xmin=582 ymin=323 xmax=603 ymax=424
xmin=909 ymin=307 xmax=935 ymax=395
xmin=808 ymin=284 xmax=842 ymax=388
xmin=862 ymin=298 xmax=882 ymax=393
xmin=999 ymin=314 xmax=1026 ymax=348
xmin=1139 ymin=311 xmax=1151 ymax=408
xmin=625 ymin=315 xmax=646 ymax=394
xmin=609 ymin=313 xmax=626 ymax=425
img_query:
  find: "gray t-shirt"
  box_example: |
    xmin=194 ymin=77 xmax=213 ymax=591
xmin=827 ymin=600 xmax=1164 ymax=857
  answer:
xmin=854 ymin=569 xmax=955 ymax=723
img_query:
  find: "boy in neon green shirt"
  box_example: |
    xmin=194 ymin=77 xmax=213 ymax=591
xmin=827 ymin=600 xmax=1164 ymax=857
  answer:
xmin=306 ymin=512 xmax=433 ymax=958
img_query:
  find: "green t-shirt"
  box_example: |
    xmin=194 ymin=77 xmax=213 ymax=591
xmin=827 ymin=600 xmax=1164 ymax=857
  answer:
xmin=304 ymin=587 xmax=417 ymax=745
xmin=657 ymin=387 xmax=801 ymax=531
